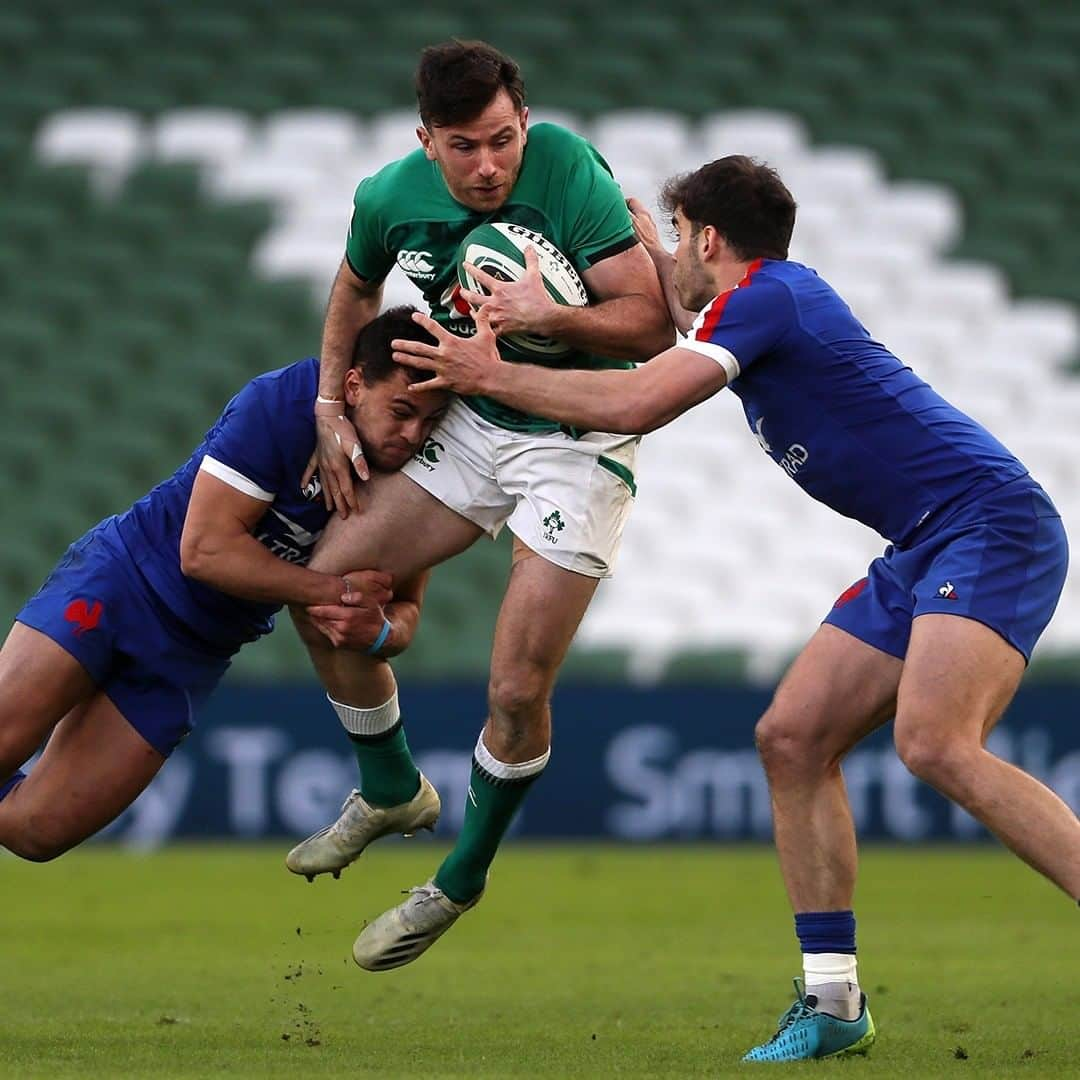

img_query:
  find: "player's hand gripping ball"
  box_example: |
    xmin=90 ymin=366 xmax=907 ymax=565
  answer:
xmin=455 ymin=222 xmax=587 ymax=360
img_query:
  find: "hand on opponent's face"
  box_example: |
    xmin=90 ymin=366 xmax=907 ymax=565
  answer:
xmin=391 ymin=308 xmax=502 ymax=398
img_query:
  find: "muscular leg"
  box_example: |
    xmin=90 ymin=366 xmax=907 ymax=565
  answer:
xmin=434 ymin=541 xmax=599 ymax=902
xmin=293 ymin=471 xmax=484 ymax=705
xmin=0 ymin=692 xmax=164 ymax=860
xmin=751 ymin=625 xmax=901 ymax=1024
xmin=0 ymin=623 xmax=100 ymax=788
xmin=755 ymin=625 xmax=903 ymax=913
xmin=894 ymin=614 xmax=1080 ymax=899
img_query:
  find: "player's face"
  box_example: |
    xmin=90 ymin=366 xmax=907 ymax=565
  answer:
xmin=418 ymin=90 xmax=528 ymax=211
xmin=671 ymin=209 xmax=714 ymax=312
xmin=347 ymin=369 xmax=449 ymax=473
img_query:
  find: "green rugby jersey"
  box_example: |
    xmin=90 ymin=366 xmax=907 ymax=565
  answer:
xmin=344 ymin=123 xmax=638 ymax=433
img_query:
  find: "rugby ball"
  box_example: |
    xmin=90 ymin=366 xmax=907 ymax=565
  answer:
xmin=455 ymin=222 xmax=588 ymax=359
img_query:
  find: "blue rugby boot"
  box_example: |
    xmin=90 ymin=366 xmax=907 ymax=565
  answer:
xmin=742 ymin=979 xmax=875 ymax=1062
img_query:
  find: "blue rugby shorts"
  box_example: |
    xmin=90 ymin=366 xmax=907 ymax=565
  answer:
xmin=824 ymin=478 xmax=1068 ymax=662
xmin=15 ymin=526 xmax=232 ymax=756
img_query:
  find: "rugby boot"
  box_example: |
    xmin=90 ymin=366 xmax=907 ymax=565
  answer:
xmin=353 ymin=879 xmax=481 ymax=971
xmin=285 ymin=774 xmax=440 ymax=881
xmin=742 ymin=978 xmax=875 ymax=1061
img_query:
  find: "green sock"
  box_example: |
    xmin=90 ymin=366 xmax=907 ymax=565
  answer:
xmin=349 ymin=721 xmax=420 ymax=808
xmin=434 ymin=749 xmax=547 ymax=904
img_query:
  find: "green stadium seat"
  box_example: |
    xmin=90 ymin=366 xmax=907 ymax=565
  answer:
xmin=379 ymin=14 xmax=471 ymax=56
xmin=121 ymin=162 xmax=203 ymax=210
xmin=60 ymin=13 xmax=144 ymax=63
xmin=480 ymin=16 xmax=575 ymax=68
xmin=955 ymin=85 xmax=1053 ymax=134
xmin=585 ymin=13 xmax=687 ymax=59
xmin=159 ymin=12 xmax=254 ymax=60
xmin=808 ymin=14 xmax=904 ymax=61
xmin=0 ymin=11 xmax=39 ymax=59
xmin=845 ymin=86 xmax=943 ymax=138
xmin=662 ymin=648 xmax=750 ymax=684
xmin=924 ymin=121 xmax=1014 ymax=171
xmin=914 ymin=14 xmax=1010 ymax=63
xmin=559 ymin=648 xmax=632 ymax=683
xmin=782 ymin=53 xmax=872 ymax=100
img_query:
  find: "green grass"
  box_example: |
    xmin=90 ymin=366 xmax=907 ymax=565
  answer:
xmin=1 ymin=844 xmax=1077 ymax=1078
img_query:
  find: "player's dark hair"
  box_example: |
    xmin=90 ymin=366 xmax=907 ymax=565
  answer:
xmin=660 ymin=156 xmax=796 ymax=261
xmin=416 ymin=39 xmax=525 ymax=128
xmin=351 ymin=306 xmax=435 ymax=388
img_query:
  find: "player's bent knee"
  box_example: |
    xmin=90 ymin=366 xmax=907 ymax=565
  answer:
xmin=488 ymin=666 xmax=549 ymax=725
xmin=893 ymin=724 xmax=969 ymax=785
xmin=8 ymin=820 xmax=75 ymax=863
xmin=755 ymin=708 xmax=833 ymax=777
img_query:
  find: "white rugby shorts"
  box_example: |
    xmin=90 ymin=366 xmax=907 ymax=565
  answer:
xmin=400 ymin=399 xmax=638 ymax=578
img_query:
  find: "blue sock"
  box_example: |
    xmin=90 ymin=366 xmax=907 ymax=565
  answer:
xmin=0 ymin=771 xmax=26 ymax=803
xmin=794 ymin=910 xmax=856 ymax=954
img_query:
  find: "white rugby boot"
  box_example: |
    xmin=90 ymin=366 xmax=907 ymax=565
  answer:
xmin=285 ymin=774 xmax=440 ymax=881
xmin=353 ymin=879 xmax=482 ymax=971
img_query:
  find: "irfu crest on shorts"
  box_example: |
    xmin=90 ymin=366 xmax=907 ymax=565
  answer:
xmin=542 ymin=509 xmax=566 ymax=544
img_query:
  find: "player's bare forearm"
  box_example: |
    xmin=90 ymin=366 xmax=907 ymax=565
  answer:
xmin=542 ymin=294 xmax=674 ymax=361
xmin=180 ymin=530 xmax=352 ymax=607
xmin=477 ymin=345 xmax=727 ymax=435
xmin=318 ymin=260 xmax=383 ymax=397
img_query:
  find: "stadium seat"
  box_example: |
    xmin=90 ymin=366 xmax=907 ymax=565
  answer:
xmin=35 ymin=108 xmax=145 ymax=192
xmin=589 ymin=110 xmax=695 ymax=173
xmin=701 ymin=109 xmax=808 ymax=163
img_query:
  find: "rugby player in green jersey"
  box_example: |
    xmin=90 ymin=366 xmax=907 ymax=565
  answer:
xmin=285 ymin=40 xmax=672 ymax=970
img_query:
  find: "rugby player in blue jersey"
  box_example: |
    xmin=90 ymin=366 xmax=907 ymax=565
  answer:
xmin=393 ymin=156 xmax=1079 ymax=1062
xmin=0 ymin=307 xmax=448 ymax=862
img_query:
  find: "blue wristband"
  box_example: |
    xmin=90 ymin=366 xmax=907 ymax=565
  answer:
xmin=366 ymin=618 xmax=392 ymax=656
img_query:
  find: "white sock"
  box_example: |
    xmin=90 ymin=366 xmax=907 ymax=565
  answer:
xmin=803 ymin=952 xmax=861 ymax=1020
xmin=327 ymin=689 xmax=400 ymax=737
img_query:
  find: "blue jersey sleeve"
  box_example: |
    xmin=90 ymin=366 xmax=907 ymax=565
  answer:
xmin=199 ymin=379 xmax=285 ymax=502
xmin=682 ymin=263 xmax=793 ymax=381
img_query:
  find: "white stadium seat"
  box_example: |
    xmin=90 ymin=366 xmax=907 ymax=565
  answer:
xmin=366 ymin=108 xmax=422 ymax=162
xmin=701 ymin=109 xmax=809 ymax=163
xmin=152 ymin=109 xmax=254 ymax=168
xmin=589 ymin=110 xmax=695 ymax=174
xmin=36 ymin=108 xmax=145 ymax=194
xmin=261 ymin=109 xmax=363 ymax=167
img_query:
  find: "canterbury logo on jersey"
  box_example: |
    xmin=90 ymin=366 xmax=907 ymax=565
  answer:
xmin=396 ymin=249 xmax=436 ymax=280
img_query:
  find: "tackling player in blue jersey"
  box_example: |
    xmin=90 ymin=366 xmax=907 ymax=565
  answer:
xmin=393 ymin=156 xmax=1079 ymax=1062
xmin=0 ymin=307 xmax=448 ymax=862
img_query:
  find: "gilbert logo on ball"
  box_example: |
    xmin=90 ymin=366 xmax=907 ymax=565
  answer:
xmin=456 ymin=223 xmax=588 ymax=359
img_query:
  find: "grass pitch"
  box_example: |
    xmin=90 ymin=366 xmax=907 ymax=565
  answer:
xmin=2 ymin=843 xmax=1076 ymax=1078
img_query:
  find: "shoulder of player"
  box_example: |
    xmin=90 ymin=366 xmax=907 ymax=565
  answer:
xmin=231 ymin=358 xmax=320 ymax=420
xmin=525 ymin=122 xmax=601 ymax=169
xmin=354 ymin=147 xmax=432 ymax=207
xmin=713 ymin=260 xmax=794 ymax=304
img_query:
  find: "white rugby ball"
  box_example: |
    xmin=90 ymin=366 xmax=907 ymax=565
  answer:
xmin=456 ymin=222 xmax=588 ymax=359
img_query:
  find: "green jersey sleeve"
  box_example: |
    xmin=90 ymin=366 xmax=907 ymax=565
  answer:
xmin=553 ymin=129 xmax=637 ymax=271
xmin=344 ymin=172 xmax=397 ymax=284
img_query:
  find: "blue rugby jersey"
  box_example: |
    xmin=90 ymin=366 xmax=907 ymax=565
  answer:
xmin=682 ymin=260 xmax=1029 ymax=546
xmin=100 ymin=358 xmax=330 ymax=650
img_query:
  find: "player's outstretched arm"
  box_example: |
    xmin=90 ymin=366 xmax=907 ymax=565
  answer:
xmin=180 ymin=471 xmax=392 ymax=609
xmin=394 ymin=310 xmax=727 ymax=435
xmin=310 ymin=259 xmax=384 ymax=516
